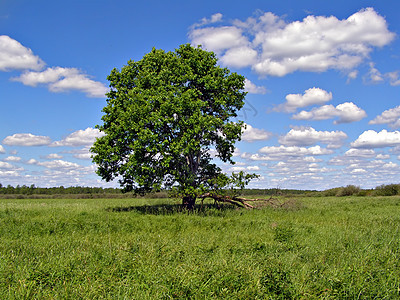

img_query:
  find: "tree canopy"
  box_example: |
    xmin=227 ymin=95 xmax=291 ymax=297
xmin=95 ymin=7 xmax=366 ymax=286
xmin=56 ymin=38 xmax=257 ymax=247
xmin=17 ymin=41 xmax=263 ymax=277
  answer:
xmin=91 ymin=44 xmax=249 ymax=209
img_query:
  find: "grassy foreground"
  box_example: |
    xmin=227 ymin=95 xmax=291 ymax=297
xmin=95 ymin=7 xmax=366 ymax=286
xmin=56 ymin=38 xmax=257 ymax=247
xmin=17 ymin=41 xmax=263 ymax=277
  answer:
xmin=0 ymin=196 xmax=399 ymax=299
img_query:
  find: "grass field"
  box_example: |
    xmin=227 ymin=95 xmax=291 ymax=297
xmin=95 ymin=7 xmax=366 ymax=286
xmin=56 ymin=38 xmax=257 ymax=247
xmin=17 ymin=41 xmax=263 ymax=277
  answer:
xmin=0 ymin=196 xmax=399 ymax=299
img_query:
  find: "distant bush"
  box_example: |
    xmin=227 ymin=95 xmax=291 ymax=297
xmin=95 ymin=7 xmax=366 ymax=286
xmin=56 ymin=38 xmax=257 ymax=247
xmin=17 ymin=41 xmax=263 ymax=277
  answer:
xmin=321 ymin=188 xmax=341 ymax=197
xmin=335 ymin=185 xmax=361 ymax=197
xmin=356 ymin=189 xmax=372 ymax=197
xmin=373 ymin=184 xmax=400 ymax=196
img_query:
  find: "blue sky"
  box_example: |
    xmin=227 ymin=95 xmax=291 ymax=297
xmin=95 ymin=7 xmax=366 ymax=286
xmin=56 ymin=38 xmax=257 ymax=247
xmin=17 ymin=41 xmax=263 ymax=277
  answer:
xmin=1 ymin=0 xmax=400 ymax=190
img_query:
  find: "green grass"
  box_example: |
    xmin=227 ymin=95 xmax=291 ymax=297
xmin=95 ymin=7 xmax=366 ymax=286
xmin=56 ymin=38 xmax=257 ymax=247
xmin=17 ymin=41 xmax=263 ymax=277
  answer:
xmin=0 ymin=196 xmax=399 ymax=299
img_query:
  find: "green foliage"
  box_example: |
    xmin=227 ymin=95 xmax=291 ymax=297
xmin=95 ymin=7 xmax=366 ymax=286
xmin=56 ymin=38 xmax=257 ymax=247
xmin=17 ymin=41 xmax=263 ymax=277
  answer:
xmin=91 ymin=44 xmax=247 ymax=206
xmin=335 ymin=185 xmax=361 ymax=197
xmin=373 ymin=184 xmax=400 ymax=196
xmin=0 ymin=184 xmax=121 ymax=196
xmin=204 ymin=171 xmax=260 ymax=198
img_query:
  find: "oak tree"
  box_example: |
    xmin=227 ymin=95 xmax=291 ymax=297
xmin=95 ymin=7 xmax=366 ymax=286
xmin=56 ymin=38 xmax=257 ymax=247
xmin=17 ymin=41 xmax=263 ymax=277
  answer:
xmin=91 ymin=44 xmax=251 ymax=209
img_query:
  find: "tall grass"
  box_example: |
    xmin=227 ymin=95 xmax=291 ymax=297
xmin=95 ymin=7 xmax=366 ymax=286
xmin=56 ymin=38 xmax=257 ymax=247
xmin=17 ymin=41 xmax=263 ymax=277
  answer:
xmin=0 ymin=196 xmax=399 ymax=298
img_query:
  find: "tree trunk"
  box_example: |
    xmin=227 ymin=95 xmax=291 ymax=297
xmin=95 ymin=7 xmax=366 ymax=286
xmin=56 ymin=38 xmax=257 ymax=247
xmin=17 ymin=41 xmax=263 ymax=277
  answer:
xmin=182 ymin=195 xmax=196 ymax=210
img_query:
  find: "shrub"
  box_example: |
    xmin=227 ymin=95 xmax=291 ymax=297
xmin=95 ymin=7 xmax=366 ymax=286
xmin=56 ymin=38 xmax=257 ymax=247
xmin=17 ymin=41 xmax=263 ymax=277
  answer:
xmin=373 ymin=184 xmax=400 ymax=196
xmin=336 ymin=185 xmax=360 ymax=197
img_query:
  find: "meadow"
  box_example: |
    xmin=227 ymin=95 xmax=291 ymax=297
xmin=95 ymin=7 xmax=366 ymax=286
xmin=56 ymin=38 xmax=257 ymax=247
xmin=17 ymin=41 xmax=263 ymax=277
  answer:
xmin=0 ymin=195 xmax=399 ymax=299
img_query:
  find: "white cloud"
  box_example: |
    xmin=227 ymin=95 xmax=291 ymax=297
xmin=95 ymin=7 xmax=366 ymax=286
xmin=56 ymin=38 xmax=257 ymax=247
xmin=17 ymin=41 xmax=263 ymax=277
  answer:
xmin=279 ymin=127 xmax=347 ymax=147
xmin=52 ymin=128 xmax=104 ymax=147
xmin=259 ymin=145 xmax=333 ymax=156
xmin=376 ymin=154 xmax=390 ymax=159
xmin=230 ymin=166 xmax=246 ymax=172
xmin=351 ymin=130 xmax=400 ymax=148
xmin=220 ymin=47 xmax=258 ymax=68
xmin=241 ymin=123 xmax=272 ymax=142
xmin=386 ymin=71 xmax=400 ymax=86
xmin=189 ymin=8 xmax=395 ymax=77
xmin=350 ymin=168 xmax=367 ymax=174
xmin=240 ymin=145 xmax=333 ymax=161
xmin=209 ymin=13 xmax=223 ymax=23
xmin=363 ymin=69 xmax=400 ymax=86
xmin=229 ymin=165 xmax=260 ymax=172
xmin=12 ymin=67 xmax=108 ymax=98
xmin=369 ymin=106 xmax=400 ymax=128
xmin=0 ymin=161 xmax=14 ymax=169
xmin=293 ymin=102 xmax=367 ymax=124
xmin=0 ymin=160 xmax=23 ymax=179
xmin=277 ymin=87 xmax=332 ymax=112
xmin=74 ymin=153 xmax=92 ymax=160
xmin=45 ymin=153 xmax=63 ymax=159
xmin=0 ymin=35 xmax=45 ymax=71
xmin=0 ymin=145 xmax=5 ymax=153
xmin=347 ymin=70 xmax=358 ymax=82
xmin=38 ymin=159 xmax=81 ymax=170
xmin=246 ymin=165 xmax=260 ymax=171
xmin=68 ymin=146 xmax=93 ymax=160
xmin=4 ymin=156 xmax=21 ymax=162
xmin=189 ymin=26 xmax=249 ymax=54
xmin=363 ymin=62 xmax=384 ymax=84
xmin=26 ymin=159 xmax=38 ymax=165
xmin=244 ymin=79 xmax=267 ymax=94
xmin=345 ymin=148 xmax=376 ymax=158
xmin=2 ymin=133 xmax=51 ymax=146
xmin=192 ymin=13 xmax=223 ymax=28
xmin=0 ymin=170 xmax=22 ymax=178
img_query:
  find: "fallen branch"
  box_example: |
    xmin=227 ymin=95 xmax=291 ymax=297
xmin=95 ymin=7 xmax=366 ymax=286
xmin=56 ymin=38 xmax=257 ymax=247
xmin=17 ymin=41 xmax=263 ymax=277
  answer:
xmin=199 ymin=192 xmax=279 ymax=209
xmin=198 ymin=193 xmax=290 ymax=209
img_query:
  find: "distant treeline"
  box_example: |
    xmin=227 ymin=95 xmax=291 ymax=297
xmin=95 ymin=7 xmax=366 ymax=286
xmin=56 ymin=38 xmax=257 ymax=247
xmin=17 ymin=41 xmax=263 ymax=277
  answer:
xmin=1 ymin=183 xmax=399 ymax=199
xmin=0 ymin=184 xmax=315 ymax=198
xmin=0 ymin=184 xmax=121 ymax=196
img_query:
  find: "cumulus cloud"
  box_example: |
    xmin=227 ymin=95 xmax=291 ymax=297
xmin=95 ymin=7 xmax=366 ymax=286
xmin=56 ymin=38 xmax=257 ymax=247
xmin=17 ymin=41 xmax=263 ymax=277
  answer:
xmin=67 ymin=146 xmax=93 ymax=160
xmin=2 ymin=133 xmax=51 ymax=146
xmin=347 ymin=70 xmax=358 ymax=82
xmin=376 ymin=154 xmax=390 ymax=159
xmin=192 ymin=13 xmax=223 ymax=28
xmin=12 ymin=67 xmax=108 ymax=98
xmin=0 ymin=145 xmax=5 ymax=153
xmin=244 ymin=79 xmax=267 ymax=94
xmin=241 ymin=123 xmax=272 ymax=142
xmin=363 ymin=68 xmax=400 ymax=86
xmin=293 ymin=102 xmax=367 ymax=124
xmin=189 ymin=26 xmax=249 ymax=54
xmin=369 ymin=106 xmax=400 ymax=128
xmin=45 ymin=153 xmax=63 ymax=159
xmin=259 ymin=145 xmax=333 ymax=156
xmin=276 ymin=87 xmax=332 ymax=112
xmin=37 ymin=159 xmax=81 ymax=170
xmin=220 ymin=47 xmax=258 ymax=68
xmin=229 ymin=165 xmax=260 ymax=172
xmin=26 ymin=159 xmax=38 ymax=165
xmin=0 ymin=160 xmax=24 ymax=179
xmin=189 ymin=8 xmax=395 ymax=77
xmin=0 ymin=36 xmax=107 ymax=98
xmin=4 ymin=156 xmax=21 ymax=162
xmin=0 ymin=35 xmax=45 ymax=71
xmin=74 ymin=152 xmax=92 ymax=160
xmin=363 ymin=62 xmax=384 ymax=84
xmin=344 ymin=148 xmax=376 ymax=158
xmin=386 ymin=71 xmax=400 ymax=86
xmin=241 ymin=145 xmax=333 ymax=161
xmin=351 ymin=130 xmax=400 ymax=148
xmin=278 ymin=127 xmax=347 ymax=148
xmin=52 ymin=127 xmax=104 ymax=147
xmin=0 ymin=161 xmax=14 ymax=169
xmin=350 ymin=168 xmax=367 ymax=174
